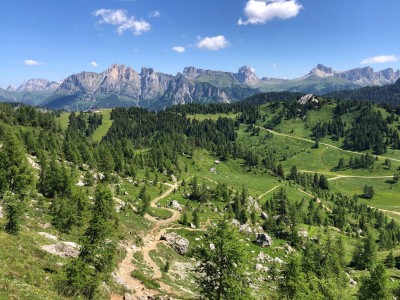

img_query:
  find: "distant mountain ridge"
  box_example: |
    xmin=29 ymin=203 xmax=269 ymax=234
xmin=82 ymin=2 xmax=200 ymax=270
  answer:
xmin=305 ymin=64 xmax=400 ymax=86
xmin=2 ymin=63 xmax=400 ymax=110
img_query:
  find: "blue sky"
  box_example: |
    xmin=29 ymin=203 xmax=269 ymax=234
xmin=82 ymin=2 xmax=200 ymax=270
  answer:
xmin=1 ymin=0 xmax=399 ymax=87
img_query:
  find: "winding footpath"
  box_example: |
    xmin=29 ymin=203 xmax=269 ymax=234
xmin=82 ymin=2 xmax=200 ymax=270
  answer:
xmin=260 ymin=127 xmax=400 ymax=163
xmin=111 ymin=181 xmax=181 ymax=299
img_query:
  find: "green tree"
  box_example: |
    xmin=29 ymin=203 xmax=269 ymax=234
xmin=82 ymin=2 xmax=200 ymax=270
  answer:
xmin=385 ymin=250 xmax=395 ymax=268
xmin=0 ymin=127 xmax=34 ymax=196
xmin=278 ymin=254 xmax=310 ymax=299
xmin=4 ymin=192 xmax=24 ymax=235
xmin=352 ymin=228 xmax=377 ymax=270
xmin=193 ymin=219 xmax=253 ymax=300
xmin=192 ymin=208 xmax=199 ymax=228
xmin=277 ymin=163 xmax=285 ymax=179
xmin=319 ymin=174 xmax=329 ymax=190
xmin=357 ymin=263 xmax=390 ymax=300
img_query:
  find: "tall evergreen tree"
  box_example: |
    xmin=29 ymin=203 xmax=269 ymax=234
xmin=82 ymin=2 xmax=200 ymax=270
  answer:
xmin=193 ymin=219 xmax=253 ymax=300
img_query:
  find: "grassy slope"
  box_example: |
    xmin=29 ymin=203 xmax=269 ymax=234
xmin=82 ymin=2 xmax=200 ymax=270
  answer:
xmin=57 ymin=109 xmax=113 ymax=142
xmin=3 ymin=101 xmax=400 ymax=299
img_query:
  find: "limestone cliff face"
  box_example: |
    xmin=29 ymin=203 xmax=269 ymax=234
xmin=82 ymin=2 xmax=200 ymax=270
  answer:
xmin=38 ymin=63 xmax=400 ymax=110
xmin=49 ymin=64 xmax=257 ymax=110
xmin=140 ymin=67 xmax=173 ymax=101
xmin=307 ymin=64 xmax=400 ymax=85
xmin=16 ymin=79 xmax=60 ymax=92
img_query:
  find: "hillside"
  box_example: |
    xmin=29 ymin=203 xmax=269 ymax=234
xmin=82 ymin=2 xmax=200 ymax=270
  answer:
xmin=326 ymin=78 xmax=400 ymax=106
xmin=1 ymin=96 xmax=400 ymax=299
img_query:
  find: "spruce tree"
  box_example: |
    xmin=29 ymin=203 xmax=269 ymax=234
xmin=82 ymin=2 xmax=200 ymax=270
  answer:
xmin=193 ymin=219 xmax=253 ymax=300
xmin=357 ymin=263 xmax=390 ymax=300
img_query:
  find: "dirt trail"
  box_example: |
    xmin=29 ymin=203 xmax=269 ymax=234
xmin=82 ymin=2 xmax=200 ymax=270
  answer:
xmin=258 ymin=185 xmax=281 ymax=200
xmin=111 ymin=181 xmax=181 ymax=299
xmin=260 ymin=127 xmax=400 ymax=163
xmin=297 ymin=189 xmax=332 ymax=213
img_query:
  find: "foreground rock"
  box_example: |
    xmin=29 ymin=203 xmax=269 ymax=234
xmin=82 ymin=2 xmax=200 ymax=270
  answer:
xmin=41 ymin=241 xmax=80 ymax=258
xmin=160 ymin=232 xmax=189 ymax=255
xmin=255 ymin=233 xmax=273 ymax=247
xmin=38 ymin=232 xmax=58 ymax=241
xmin=170 ymin=200 xmax=182 ymax=211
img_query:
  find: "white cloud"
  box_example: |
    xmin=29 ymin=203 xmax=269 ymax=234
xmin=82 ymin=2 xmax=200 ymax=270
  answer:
xmin=149 ymin=10 xmax=160 ymax=18
xmin=196 ymin=35 xmax=230 ymax=51
xmin=24 ymin=59 xmax=42 ymax=66
xmin=93 ymin=8 xmax=151 ymax=36
xmin=89 ymin=61 xmax=98 ymax=67
xmin=172 ymin=46 xmax=186 ymax=53
xmin=361 ymin=55 xmax=398 ymax=64
xmin=238 ymin=0 xmax=303 ymax=25
xmin=272 ymin=62 xmax=277 ymax=68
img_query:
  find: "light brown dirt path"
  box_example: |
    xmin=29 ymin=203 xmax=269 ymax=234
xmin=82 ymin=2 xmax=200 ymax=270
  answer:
xmin=297 ymin=188 xmax=332 ymax=213
xmin=299 ymin=169 xmax=393 ymax=181
xmin=258 ymin=185 xmax=281 ymax=200
xmin=259 ymin=127 xmax=400 ymax=163
xmin=111 ymin=181 xmax=181 ymax=299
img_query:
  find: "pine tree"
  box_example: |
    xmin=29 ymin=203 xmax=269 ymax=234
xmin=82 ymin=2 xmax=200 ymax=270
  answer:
xmin=192 ymin=208 xmax=199 ymax=228
xmin=193 ymin=219 xmax=253 ymax=300
xmin=352 ymin=228 xmax=377 ymax=270
xmin=0 ymin=127 xmax=34 ymax=196
xmin=4 ymin=192 xmax=24 ymax=235
xmin=385 ymin=250 xmax=395 ymax=268
xmin=278 ymin=254 xmax=310 ymax=299
xmin=357 ymin=263 xmax=390 ymax=300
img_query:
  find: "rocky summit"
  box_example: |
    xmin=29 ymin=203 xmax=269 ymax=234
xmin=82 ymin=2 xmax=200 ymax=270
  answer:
xmin=3 ymin=63 xmax=400 ymax=111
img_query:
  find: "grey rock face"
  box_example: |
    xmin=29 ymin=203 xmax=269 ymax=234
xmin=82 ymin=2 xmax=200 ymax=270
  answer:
xmin=160 ymin=232 xmax=189 ymax=255
xmin=255 ymin=233 xmax=273 ymax=247
xmin=235 ymin=66 xmax=259 ymax=85
xmin=17 ymin=79 xmax=60 ymax=92
xmin=41 ymin=241 xmax=80 ymax=258
xmin=309 ymin=64 xmax=400 ymax=85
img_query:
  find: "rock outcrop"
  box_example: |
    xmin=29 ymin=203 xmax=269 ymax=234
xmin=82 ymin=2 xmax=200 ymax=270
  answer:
xmin=160 ymin=232 xmax=189 ymax=255
xmin=41 ymin=241 xmax=80 ymax=258
xmin=255 ymin=233 xmax=273 ymax=248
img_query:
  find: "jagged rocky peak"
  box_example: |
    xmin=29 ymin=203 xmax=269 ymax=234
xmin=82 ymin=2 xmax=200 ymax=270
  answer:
xmin=309 ymin=64 xmax=335 ymax=77
xmin=102 ymin=64 xmax=139 ymax=82
xmin=140 ymin=67 xmax=173 ymax=101
xmin=17 ymin=78 xmax=60 ymax=92
xmin=182 ymin=66 xmax=205 ymax=79
xmin=235 ymin=66 xmax=259 ymax=84
xmin=6 ymin=85 xmax=16 ymax=92
xmin=396 ymin=78 xmax=400 ymax=85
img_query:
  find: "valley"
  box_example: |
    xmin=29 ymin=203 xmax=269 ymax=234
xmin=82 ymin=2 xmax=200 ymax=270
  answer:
xmin=1 ymin=92 xmax=400 ymax=299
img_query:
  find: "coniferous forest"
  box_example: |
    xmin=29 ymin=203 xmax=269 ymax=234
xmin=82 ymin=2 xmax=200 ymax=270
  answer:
xmin=1 ymin=93 xmax=400 ymax=299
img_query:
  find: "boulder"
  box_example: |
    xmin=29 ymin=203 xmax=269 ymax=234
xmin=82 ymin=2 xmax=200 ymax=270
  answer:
xmin=0 ymin=205 xmax=3 ymax=218
xmin=41 ymin=241 xmax=80 ymax=258
xmin=239 ymin=224 xmax=253 ymax=233
xmin=257 ymin=252 xmax=272 ymax=263
xmin=274 ymin=257 xmax=284 ymax=264
xmin=260 ymin=212 xmax=268 ymax=220
xmin=111 ymin=272 xmax=130 ymax=290
xmin=170 ymin=200 xmax=182 ymax=211
xmin=255 ymin=233 xmax=273 ymax=247
xmin=297 ymin=228 xmax=308 ymax=239
xmin=38 ymin=232 xmax=58 ymax=241
xmin=231 ymin=219 xmax=241 ymax=227
xmin=284 ymin=243 xmax=295 ymax=254
xmin=161 ymin=232 xmax=189 ymax=255
xmin=124 ymin=293 xmax=134 ymax=300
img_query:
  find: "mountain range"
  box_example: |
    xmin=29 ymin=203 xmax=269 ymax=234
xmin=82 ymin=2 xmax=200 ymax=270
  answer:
xmin=1 ymin=64 xmax=399 ymax=110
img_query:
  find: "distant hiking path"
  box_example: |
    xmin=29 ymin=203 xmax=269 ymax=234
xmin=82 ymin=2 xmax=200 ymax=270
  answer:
xmin=259 ymin=127 xmax=400 ymax=163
